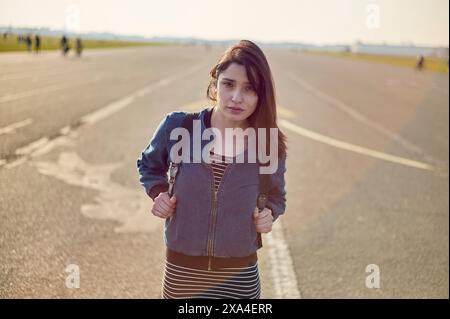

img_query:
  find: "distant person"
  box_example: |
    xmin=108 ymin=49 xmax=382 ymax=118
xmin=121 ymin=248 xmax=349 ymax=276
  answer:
xmin=75 ymin=37 xmax=83 ymax=56
xmin=416 ymin=55 xmax=425 ymax=71
xmin=25 ymin=34 xmax=32 ymax=52
xmin=60 ymin=35 xmax=70 ymax=56
xmin=34 ymin=34 xmax=41 ymax=54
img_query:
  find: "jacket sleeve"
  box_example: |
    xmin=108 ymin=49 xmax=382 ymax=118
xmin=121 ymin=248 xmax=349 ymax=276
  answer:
xmin=266 ymin=154 xmax=287 ymax=222
xmin=137 ymin=114 xmax=171 ymax=198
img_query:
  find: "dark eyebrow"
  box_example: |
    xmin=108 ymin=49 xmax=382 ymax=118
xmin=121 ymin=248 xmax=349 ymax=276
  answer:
xmin=222 ymin=77 xmax=251 ymax=85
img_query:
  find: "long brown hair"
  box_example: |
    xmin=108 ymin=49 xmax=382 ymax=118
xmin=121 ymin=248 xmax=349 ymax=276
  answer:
xmin=206 ymin=40 xmax=287 ymax=158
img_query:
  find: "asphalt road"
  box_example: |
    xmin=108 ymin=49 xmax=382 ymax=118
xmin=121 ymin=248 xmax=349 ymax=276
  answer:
xmin=0 ymin=45 xmax=448 ymax=298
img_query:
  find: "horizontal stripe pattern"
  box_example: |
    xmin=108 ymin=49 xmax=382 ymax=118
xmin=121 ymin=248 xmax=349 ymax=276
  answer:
xmin=162 ymin=261 xmax=261 ymax=299
xmin=210 ymin=151 xmax=232 ymax=191
xmin=162 ymin=151 xmax=261 ymax=299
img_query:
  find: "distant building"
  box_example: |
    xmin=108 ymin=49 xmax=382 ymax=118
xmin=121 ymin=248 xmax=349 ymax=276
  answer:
xmin=351 ymin=41 xmax=449 ymax=58
xmin=432 ymin=47 xmax=450 ymax=59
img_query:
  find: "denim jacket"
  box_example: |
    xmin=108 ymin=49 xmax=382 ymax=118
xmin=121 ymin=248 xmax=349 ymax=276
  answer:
xmin=137 ymin=107 xmax=287 ymax=258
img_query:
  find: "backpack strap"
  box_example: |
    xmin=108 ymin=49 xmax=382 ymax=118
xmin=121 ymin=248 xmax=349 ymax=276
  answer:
xmin=167 ymin=112 xmax=200 ymax=196
xmin=256 ymin=165 xmax=271 ymax=248
xmin=257 ymin=174 xmax=270 ymax=211
xmin=181 ymin=111 xmax=201 ymax=133
xmin=165 ymin=111 xmax=200 ymax=150
xmin=168 ymin=111 xmax=271 ymax=250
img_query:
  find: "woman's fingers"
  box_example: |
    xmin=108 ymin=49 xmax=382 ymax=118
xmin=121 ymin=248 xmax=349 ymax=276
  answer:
xmin=157 ymin=192 xmax=175 ymax=206
xmin=153 ymin=207 xmax=173 ymax=219
xmin=255 ymin=219 xmax=272 ymax=227
xmin=254 ymin=211 xmax=272 ymax=223
xmin=257 ymin=214 xmax=272 ymax=224
xmin=254 ymin=207 xmax=273 ymax=233
xmin=153 ymin=205 xmax=170 ymax=218
xmin=254 ymin=208 xmax=273 ymax=221
xmin=152 ymin=202 xmax=174 ymax=219
xmin=151 ymin=191 xmax=176 ymax=219
xmin=157 ymin=198 xmax=174 ymax=213
xmin=162 ymin=197 xmax=176 ymax=210
xmin=151 ymin=206 xmax=165 ymax=218
xmin=255 ymin=219 xmax=273 ymax=228
xmin=256 ymin=223 xmax=272 ymax=233
xmin=262 ymin=208 xmax=273 ymax=219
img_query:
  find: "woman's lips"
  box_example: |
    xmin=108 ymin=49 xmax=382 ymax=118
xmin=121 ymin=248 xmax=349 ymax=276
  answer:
xmin=227 ymin=106 xmax=244 ymax=114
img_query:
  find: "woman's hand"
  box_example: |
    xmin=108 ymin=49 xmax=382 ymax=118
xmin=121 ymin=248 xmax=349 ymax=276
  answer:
xmin=253 ymin=207 xmax=273 ymax=233
xmin=151 ymin=191 xmax=177 ymax=219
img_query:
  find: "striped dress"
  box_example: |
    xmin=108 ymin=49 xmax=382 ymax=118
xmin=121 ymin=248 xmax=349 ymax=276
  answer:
xmin=161 ymin=151 xmax=261 ymax=299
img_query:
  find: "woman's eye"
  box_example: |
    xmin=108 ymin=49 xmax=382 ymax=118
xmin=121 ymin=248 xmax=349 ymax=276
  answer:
xmin=223 ymin=82 xmax=233 ymax=87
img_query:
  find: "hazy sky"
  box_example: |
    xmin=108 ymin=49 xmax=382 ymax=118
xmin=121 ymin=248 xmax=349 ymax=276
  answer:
xmin=0 ymin=0 xmax=448 ymax=46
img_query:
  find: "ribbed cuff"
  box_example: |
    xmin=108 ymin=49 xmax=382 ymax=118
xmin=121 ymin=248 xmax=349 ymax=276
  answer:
xmin=148 ymin=184 xmax=169 ymax=201
xmin=266 ymin=203 xmax=281 ymax=222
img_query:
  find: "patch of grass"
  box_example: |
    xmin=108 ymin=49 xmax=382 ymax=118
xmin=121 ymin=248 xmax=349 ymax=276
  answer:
xmin=0 ymin=33 xmax=168 ymax=53
xmin=304 ymin=50 xmax=449 ymax=73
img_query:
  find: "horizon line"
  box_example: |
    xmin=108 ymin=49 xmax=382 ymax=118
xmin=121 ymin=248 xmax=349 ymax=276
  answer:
xmin=1 ymin=24 xmax=449 ymax=48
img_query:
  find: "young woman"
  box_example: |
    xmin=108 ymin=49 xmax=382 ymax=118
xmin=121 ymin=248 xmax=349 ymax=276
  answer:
xmin=137 ymin=40 xmax=287 ymax=299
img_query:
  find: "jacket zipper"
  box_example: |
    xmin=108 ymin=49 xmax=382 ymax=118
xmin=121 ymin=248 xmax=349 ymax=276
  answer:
xmin=207 ymin=190 xmax=217 ymax=270
xmin=205 ymin=163 xmax=229 ymax=271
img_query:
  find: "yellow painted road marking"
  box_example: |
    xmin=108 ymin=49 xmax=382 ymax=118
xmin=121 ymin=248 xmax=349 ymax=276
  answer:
xmin=277 ymin=105 xmax=297 ymax=119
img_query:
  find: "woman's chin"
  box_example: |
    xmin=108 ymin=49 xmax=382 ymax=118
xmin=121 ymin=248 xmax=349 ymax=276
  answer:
xmin=224 ymin=112 xmax=248 ymax=124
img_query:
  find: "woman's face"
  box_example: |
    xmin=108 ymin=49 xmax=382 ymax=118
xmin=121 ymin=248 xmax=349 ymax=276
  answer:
xmin=215 ymin=63 xmax=259 ymax=126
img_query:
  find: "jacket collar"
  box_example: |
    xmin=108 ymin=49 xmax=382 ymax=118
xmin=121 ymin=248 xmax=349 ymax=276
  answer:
xmin=195 ymin=106 xmax=254 ymax=164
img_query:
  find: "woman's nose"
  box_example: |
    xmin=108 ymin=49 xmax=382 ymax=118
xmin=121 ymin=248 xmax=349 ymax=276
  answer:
xmin=231 ymin=89 xmax=243 ymax=103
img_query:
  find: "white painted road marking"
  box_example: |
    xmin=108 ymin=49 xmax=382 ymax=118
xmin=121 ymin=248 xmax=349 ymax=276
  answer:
xmin=79 ymin=64 xmax=205 ymax=126
xmin=1 ymin=62 xmax=206 ymax=169
xmin=16 ymin=94 xmax=301 ymax=298
xmin=277 ymin=105 xmax=297 ymax=119
xmin=15 ymin=137 xmax=50 ymax=156
xmin=0 ymin=118 xmax=33 ymax=136
xmin=266 ymin=220 xmax=302 ymax=298
xmin=0 ymin=74 xmax=112 ymax=104
xmin=0 ymin=83 xmax=68 ymax=104
xmin=183 ymin=100 xmax=302 ymax=298
xmin=280 ymin=118 xmax=434 ymax=171
xmin=284 ymin=71 xmax=429 ymax=158
xmin=34 ymin=152 xmax=163 ymax=233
